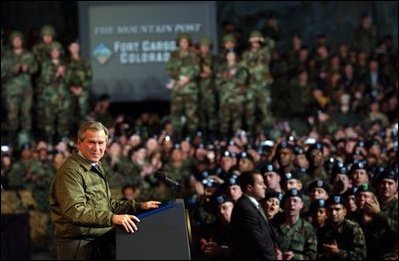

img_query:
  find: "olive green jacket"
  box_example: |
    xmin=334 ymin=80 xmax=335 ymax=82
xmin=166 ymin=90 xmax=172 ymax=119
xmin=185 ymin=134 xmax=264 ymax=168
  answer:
xmin=50 ymin=151 xmax=141 ymax=238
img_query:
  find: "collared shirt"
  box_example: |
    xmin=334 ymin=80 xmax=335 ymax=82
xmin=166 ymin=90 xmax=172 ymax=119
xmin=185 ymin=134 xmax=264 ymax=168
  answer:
xmin=245 ymin=194 xmax=260 ymax=209
xmin=78 ymin=150 xmax=101 ymax=172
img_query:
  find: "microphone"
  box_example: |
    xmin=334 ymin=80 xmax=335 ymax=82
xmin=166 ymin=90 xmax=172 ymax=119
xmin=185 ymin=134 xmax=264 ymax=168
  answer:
xmin=154 ymin=171 xmax=182 ymax=192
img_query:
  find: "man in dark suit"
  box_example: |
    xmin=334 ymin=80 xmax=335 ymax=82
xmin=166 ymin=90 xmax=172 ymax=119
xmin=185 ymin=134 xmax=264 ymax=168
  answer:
xmin=229 ymin=170 xmax=278 ymax=260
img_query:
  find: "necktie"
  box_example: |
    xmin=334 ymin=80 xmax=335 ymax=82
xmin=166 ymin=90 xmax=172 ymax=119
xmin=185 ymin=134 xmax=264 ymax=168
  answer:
xmin=92 ymin=164 xmax=101 ymax=173
xmin=257 ymin=205 xmax=268 ymax=222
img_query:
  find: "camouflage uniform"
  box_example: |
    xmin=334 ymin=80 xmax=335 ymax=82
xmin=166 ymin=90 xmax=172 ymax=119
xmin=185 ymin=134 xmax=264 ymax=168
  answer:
xmin=65 ymin=51 xmax=92 ymax=125
xmin=353 ymin=211 xmax=396 ymax=260
xmin=33 ymin=26 xmax=61 ymax=132
xmin=166 ymin=33 xmax=200 ymax=138
xmin=32 ymin=25 xmax=59 ymax=64
xmin=216 ymin=52 xmax=248 ymax=136
xmin=197 ymin=37 xmax=218 ymax=135
xmin=379 ymin=198 xmax=398 ymax=236
xmin=241 ymin=31 xmax=275 ymax=133
xmin=7 ymin=151 xmax=53 ymax=250
xmin=102 ymin=155 xmax=140 ymax=189
xmin=274 ymin=217 xmax=317 ymax=260
xmin=1 ymin=43 xmax=12 ymax=131
xmin=5 ymin=31 xmax=38 ymax=139
xmin=318 ymin=219 xmax=367 ymax=259
xmin=39 ymin=42 xmax=71 ymax=142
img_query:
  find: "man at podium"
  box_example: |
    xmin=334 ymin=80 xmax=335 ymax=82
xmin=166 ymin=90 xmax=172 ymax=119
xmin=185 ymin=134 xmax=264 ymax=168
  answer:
xmin=50 ymin=121 xmax=161 ymax=260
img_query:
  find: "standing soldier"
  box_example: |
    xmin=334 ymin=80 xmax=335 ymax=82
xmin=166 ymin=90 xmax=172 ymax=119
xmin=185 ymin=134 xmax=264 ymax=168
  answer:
xmin=197 ymin=36 xmax=218 ymax=137
xmin=33 ymin=25 xmax=61 ymax=132
xmin=241 ymin=30 xmax=275 ymax=134
xmin=39 ymin=42 xmax=71 ymax=144
xmin=32 ymin=25 xmax=59 ymax=64
xmin=65 ymin=40 xmax=92 ymax=127
xmin=166 ymin=33 xmax=200 ymax=138
xmin=216 ymin=51 xmax=248 ymax=136
xmin=5 ymin=31 xmax=38 ymax=146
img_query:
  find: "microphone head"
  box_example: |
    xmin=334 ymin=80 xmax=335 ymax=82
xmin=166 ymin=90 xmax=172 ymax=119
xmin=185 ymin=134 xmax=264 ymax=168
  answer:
xmin=154 ymin=171 xmax=166 ymax=181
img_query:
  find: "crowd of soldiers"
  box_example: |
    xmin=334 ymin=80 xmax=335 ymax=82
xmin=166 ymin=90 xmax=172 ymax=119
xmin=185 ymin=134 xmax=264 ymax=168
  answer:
xmin=1 ymin=13 xmax=398 ymax=259
xmin=2 ymin=118 xmax=397 ymax=259
xmin=166 ymin=13 xmax=397 ymax=141
xmin=1 ymin=25 xmax=92 ymax=147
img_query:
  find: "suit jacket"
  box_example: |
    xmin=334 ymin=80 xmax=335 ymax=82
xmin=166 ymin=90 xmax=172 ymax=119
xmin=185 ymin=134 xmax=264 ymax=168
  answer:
xmin=230 ymin=195 xmax=277 ymax=260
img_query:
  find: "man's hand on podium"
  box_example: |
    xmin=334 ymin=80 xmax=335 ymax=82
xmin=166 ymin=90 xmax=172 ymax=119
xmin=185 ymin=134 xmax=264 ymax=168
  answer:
xmin=112 ymin=214 xmax=140 ymax=233
xmin=140 ymin=201 xmax=162 ymax=210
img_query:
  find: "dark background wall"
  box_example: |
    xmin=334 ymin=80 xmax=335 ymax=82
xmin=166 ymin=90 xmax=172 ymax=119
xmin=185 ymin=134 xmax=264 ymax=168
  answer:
xmin=217 ymin=1 xmax=398 ymax=49
xmin=2 ymin=1 xmax=397 ymax=49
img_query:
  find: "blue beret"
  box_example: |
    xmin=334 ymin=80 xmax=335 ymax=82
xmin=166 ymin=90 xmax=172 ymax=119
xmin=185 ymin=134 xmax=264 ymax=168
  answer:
xmin=308 ymin=179 xmax=330 ymax=193
xmin=221 ymin=150 xmax=234 ymax=158
xmin=333 ymin=164 xmax=349 ymax=176
xmin=225 ymin=173 xmax=240 ymax=186
xmin=377 ymin=169 xmax=398 ymax=182
xmin=294 ymin=146 xmax=305 ymax=155
xmin=260 ymin=162 xmax=277 ymax=173
xmin=202 ymin=177 xmax=218 ymax=188
xmin=265 ymin=189 xmax=284 ymax=201
xmin=239 ymin=151 xmax=252 ymax=160
xmin=343 ymin=187 xmax=359 ymax=197
xmin=310 ymin=199 xmax=327 ymax=212
xmin=327 ymin=195 xmax=345 ymax=206
xmin=215 ymin=194 xmax=232 ymax=205
xmin=282 ymin=171 xmax=300 ymax=182
xmin=276 ymin=141 xmax=295 ymax=152
xmin=308 ymin=142 xmax=324 ymax=152
xmin=350 ymin=161 xmax=368 ymax=174
xmin=284 ymin=188 xmax=303 ymax=200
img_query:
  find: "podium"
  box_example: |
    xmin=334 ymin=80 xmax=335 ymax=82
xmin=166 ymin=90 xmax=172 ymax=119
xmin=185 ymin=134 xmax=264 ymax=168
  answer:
xmin=116 ymin=199 xmax=191 ymax=260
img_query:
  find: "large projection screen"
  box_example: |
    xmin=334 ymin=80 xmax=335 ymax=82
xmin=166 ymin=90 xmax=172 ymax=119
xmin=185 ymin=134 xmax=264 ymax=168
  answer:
xmin=79 ymin=1 xmax=217 ymax=102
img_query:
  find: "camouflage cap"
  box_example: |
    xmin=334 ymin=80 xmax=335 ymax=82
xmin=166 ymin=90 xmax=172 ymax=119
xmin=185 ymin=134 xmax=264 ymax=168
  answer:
xmin=177 ymin=32 xmax=192 ymax=42
xmin=199 ymin=36 xmax=212 ymax=46
xmin=9 ymin=31 xmax=24 ymax=42
xmin=41 ymin=25 xmax=56 ymax=36
xmin=222 ymin=34 xmax=236 ymax=44
xmin=49 ymin=41 xmax=63 ymax=51
xmin=248 ymin=30 xmax=264 ymax=43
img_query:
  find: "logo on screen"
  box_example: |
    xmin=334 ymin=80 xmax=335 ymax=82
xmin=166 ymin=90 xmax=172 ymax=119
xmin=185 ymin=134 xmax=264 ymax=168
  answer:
xmin=92 ymin=43 xmax=113 ymax=64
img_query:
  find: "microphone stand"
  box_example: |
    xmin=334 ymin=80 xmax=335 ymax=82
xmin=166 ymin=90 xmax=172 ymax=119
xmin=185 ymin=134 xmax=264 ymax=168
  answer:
xmin=170 ymin=184 xmax=182 ymax=202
